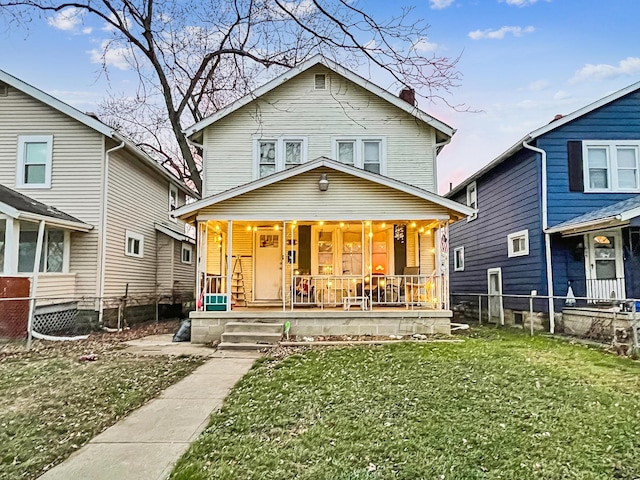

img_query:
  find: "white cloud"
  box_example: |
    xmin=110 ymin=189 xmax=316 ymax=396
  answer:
xmin=46 ymin=7 xmax=84 ymax=31
xmin=569 ymin=57 xmax=640 ymax=84
xmin=412 ymin=37 xmax=438 ymax=53
xmin=554 ymin=90 xmax=571 ymax=100
xmin=82 ymin=27 xmax=93 ymax=34
xmin=88 ymin=40 xmax=132 ymax=70
xmin=527 ymin=79 xmax=550 ymax=91
xmin=468 ymin=25 xmax=535 ymax=40
xmin=501 ymin=0 xmax=541 ymax=6
xmin=429 ymin=0 xmax=454 ymax=9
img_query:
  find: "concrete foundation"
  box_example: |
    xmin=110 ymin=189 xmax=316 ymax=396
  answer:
xmin=190 ymin=309 xmax=452 ymax=344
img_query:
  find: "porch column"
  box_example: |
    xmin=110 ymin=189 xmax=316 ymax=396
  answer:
xmin=27 ymin=219 xmax=45 ymax=348
xmin=282 ymin=221 xmax=286 ymax=311
xmin=290 ymin=221 xmax=295 ymax=311
xmin=226 ymin=220 xmax=233 ymax=311
xmin=368 ymin=220 xmax=373 ymax=311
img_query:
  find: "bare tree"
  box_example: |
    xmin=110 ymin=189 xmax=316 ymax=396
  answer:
xmin=1 ymin=0 xmax=461 ymax=194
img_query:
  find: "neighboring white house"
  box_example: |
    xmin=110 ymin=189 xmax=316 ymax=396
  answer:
xmin=0 ymin=69 xmax=196 ymax=333
xmin=175 ymin=55 xmax=474 ymax=344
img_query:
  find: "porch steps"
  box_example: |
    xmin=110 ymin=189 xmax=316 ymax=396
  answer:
xmin=218 ymin=321 xmax=284 ymax=350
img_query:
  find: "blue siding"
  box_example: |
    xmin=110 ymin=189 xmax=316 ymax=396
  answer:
xmin=540 ymin=90 xmax=640 ymax=227
xmin=449 ymin=149 xmax=545 ymax=310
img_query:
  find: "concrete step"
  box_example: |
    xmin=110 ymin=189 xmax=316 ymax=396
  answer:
xmin=220 ymin=332 xmax=282 ymax=345
xmin=224 ymin=322 xmax=284 ymax=333
xmin=218 ymin=342 xmax=279 ymax=351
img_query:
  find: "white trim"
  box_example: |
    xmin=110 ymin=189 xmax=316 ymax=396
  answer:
xmin=466 ymin=182 xmax=477 ymax=221
xmin=169 ymin=183 xmax=179 ymax=222
xmin=331 ymin=137 xmax=387 ymax=175
xmin=253 ymin=136 xmax=308 ymax=180
xmin=181 ymin=243 xmax=193 ymax=264
xmin=16 ymin=135 xmax=53 ymax=189
xmin=155 ymin=223 xmax=195 ymax=244
xmin=184 ymin=55 xmax=455 ymax=140
xmin=175 ymin=157 xmax=474 ymax=219
xmin=507 ymin=229 xmax=529 ymax=257
xmin=125 ymin=230 xmax=144 ymax=258
xmin=453 ymin=246 xmax=464 ymax=271
xmin=583 ymin=140 xmax=640 ymax=193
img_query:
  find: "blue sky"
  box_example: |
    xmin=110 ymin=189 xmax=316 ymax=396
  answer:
xmin=2 ymin=0 xmax=640 ymax=194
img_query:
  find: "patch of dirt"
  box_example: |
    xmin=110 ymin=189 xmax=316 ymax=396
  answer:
xmin=0 ymin=319 xmax=182 ymax=361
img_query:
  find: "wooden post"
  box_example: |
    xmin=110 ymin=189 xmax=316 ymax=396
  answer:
xmin=226 ymin=220 xmax=233 ymax=311
xmin=27 ymin=220 xmax=45 ymax=349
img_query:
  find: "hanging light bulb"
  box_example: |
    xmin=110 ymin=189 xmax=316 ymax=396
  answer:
xmin=274 ymin=224 xmax=279 ymax=231
xmin=411 ymin=222 xmax=417 ymax=228
xmin=339 ymin=222 xmax=345 ymax=228
xmin=319 ymin=221 xmax=324 ymax=226
xmin=246 ymin=225 xmax=252 ymax=232
xmin=381 ymin=222 xmax=386 ymax=228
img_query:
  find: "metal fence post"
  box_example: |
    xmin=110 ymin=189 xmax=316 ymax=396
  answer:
xmin=478 ymin=295 xmax=482 ymax=325
xmin=633 ymin=302 xmax=639 ymax=354
xmin=529 ymin=296 xmax=534 ymax=336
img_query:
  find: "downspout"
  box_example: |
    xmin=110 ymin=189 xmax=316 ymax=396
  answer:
xmin=522 ymin=140 xmax=555 ymax=333
xmin=98 ymin=140 xmax=126 ymax=326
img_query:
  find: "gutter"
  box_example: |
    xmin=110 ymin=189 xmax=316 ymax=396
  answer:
xmin=98 ymin=140 xmax=126 ymax=326
xmin=434 ymin=137 xmax=451 ymax=195
xmin=522 ymin=139 xmax=555 ymax=333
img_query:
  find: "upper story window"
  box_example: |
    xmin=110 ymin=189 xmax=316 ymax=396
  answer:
xmin=314 ymin=74 xmax=327 ymax=90
xmin=169 ymin=184 xmax=179 ymax=222
xmin=17 ymin=135 xmax=53 ymax=189
xmin=466 ymin=182 xmax=477 ymax=221
xmin=255 ymin=137 xmax=307 ymax=178
xmin=583 ymin=141 xmax=640 ymax=192
xmin=333 ymin=138 xmax=385 ymax=174
xmin=507 ymin=229 xmax=529 ymax=257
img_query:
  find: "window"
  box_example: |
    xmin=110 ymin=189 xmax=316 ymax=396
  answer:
xmin=169 ymin=184 xmax=179 ymax=222
xmin=317 ymin=230 xmax=334 ymax=275
xmin=507 ymin=230 xmax=529 ymax=257
xmin=17 ymin=135 xmax=53 ymax=188
xmin=583 ymin=141 xmax=640 ymax=192
xmin=125 ymin=230 xmax=144 ymax=258
xmin=466 ymin=182 xmax=477 ymax=221
xmin=17 ymin=224 xmax=65 ymax=273
xmin=255 ymin=137 xmax=307 ymax=178
xmin=454 ymin=247 xmax=464 ymax=271
xmin=314 ymin=74 xmax=327 ymax=90
xmin=332 ymin=138 xmax=385 ymax=174
xmin=341 ymin=231 xmax=362 ymax=275
xmin=181 ymin=243 xmax=192 ymax=264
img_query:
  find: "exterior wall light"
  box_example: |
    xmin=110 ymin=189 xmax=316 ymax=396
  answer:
xmin=318 ymin=173 xmax=329 ymax=191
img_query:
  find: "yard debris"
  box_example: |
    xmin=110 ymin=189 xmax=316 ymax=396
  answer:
xmin=412 ymin=333 xmax=428 ymax=340
xmin=79 ymin=354 xmax=98 ymax=362
xmin=302 ymin=336 xmax=315 ymax=342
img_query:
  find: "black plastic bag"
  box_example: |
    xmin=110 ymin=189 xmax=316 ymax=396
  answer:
xmin=172 ymin=319 xmax=191 ymax=342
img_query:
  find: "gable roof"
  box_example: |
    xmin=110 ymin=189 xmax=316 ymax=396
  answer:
xmin=546 ymin=194 xmax=640 ymax=235
xmin=446 ymin=80 xmax=640 ymax=198
xmin=174 ymin=156 xmax=474 ymax=220
xmin=0 ymin=69 xmax=196 ymax=197
xmin=0 ymin=183 xmax=92 ymax=232
xmin=184 ymin=55 xmax=455 ymax=142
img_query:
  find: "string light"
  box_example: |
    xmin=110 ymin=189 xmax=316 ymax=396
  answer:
xmin=339 ymin=222 xmax=345 ymax=228
xmin=274 ymin=224 xmax=279 ymax=231
xmin=411 ymin=222 xmax=417 ymax=228
xmin=246 ymin=225 xmax=252 ymax=232
xmin=381 ymin=222 xmax=386 ymax=228
xmin=319 ymin=221 xmax=324 ymax=226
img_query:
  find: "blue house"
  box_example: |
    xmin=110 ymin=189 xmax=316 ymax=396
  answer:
xmin=446 ymin=81 xmax=640 ymax=333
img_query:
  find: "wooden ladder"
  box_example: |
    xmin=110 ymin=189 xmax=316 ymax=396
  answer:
xmin=232 ymin=256 xmax=247 ymax=306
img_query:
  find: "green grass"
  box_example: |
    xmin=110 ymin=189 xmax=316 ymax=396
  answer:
xmin=171 ymin=328 xmax=640 ymax=480
xmin=0 ymin=348 xmax=204 ymax=480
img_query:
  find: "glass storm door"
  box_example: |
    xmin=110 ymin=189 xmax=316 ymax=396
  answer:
xmin=254 ymin=230 xmax=282 ymax=300
xmin=586 ymin=231 xmax=625 ymax=301
xmin=487 ymin=268 xmax=503 ymax=324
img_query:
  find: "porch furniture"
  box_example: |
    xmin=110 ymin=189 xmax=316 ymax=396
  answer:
xmin=401 ymin=267 xmax=422 ymax=304
xmin=343 ymin=295 xmax=369 ymax=311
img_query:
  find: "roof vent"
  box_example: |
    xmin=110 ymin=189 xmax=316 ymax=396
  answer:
xmin=399 ymin=88 xmax=416 ymax=106
xmin=314 ymin=73 xmax=326 ymax=90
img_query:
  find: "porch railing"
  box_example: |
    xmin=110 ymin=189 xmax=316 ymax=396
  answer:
xmin=585 ymin=278 xmax=626 ymax=303
xmin=291 ymin=274 xmax=446 ymax=310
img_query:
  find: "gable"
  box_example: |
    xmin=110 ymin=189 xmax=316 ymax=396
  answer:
xmin=194 ymin=166 xmax=457 ymax=221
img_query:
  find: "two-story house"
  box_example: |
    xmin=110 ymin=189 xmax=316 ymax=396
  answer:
xmin=0 ymin=69 xmax=196 ymax=338
xmin=447 ymin=81 xmax=640 ymax=334
xmin=174 ymin=55 xmax=474 ymax=345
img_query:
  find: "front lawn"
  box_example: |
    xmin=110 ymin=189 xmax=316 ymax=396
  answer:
xmin=0 ymin=335 xmax=204 ymax=480
xmin=172 ymin=329 xmax=640 ymax=479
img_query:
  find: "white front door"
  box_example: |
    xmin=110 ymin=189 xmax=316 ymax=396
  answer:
xmin=254 ymin=230 xmax=282 ymax=300
xmin=487 ymin=268 xmax=504 ymax=324
xmin=585 ymin=231 xmax=625 ymax=301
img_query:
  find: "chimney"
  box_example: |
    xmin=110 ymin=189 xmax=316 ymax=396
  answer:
xmin=549 ymin=114 xmax=563 ymax=124
xmin=399 ymin=88 xmax=416 ymax=106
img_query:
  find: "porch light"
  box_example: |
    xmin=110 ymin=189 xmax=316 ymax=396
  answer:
xmin=411 ymin=222 xmax=417 ymax=228
xmin=319 ymin=221 xmax=324 ymax=226
xmin=381 ymin=222 xmax=386 ymax=228
xmin=274 ymin=224 xmax=279 ymax=231
xmin=318 ymin=173 xmax=329 ymax=191
xmin=339 ymin=222 xmax=345 ymax=228
xmin=253 ymin=226 xmax=258 ymax=232
xmin=246 ymin=225 xmax=252 ymax=232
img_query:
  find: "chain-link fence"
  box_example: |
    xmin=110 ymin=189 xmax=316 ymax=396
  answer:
xmin=0 ymin=290 xmax=195 ymax=343
xmin=451 ymin=292 xmax=640 ymax=354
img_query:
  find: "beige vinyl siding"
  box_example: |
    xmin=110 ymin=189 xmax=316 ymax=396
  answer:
xmin=197 ymin=168 xmax=450 ymax=221
xmin=173 ymin=240 xmax=195 ymax=296
xmin=0 ymin=86 xmax=104 ymax=298
xmin=203 ymin=65 xmax=436 ymax=196
xmin=156 ymin=232 xmax=174 ymax=294
xmin=103 ymin=149 xmax=194 ymax=298
xmin=34 ymin=273 xmax=77 ymax=299
xmin=419 ymin=233 xmax=436 ymax=274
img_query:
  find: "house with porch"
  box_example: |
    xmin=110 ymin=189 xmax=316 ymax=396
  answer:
xmin=174 ymin=55 xmax=474 ymax=346
xmin=447 ymin=80 xmax=640 ymax=335
xmin=0 ymin=69 xmax=195 ymax=338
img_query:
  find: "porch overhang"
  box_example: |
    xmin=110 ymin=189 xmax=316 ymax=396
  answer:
xmin=0 ymin=192 xmax=92 ymax=232
xmin=155 ymin=223 xmax=195 ymax=244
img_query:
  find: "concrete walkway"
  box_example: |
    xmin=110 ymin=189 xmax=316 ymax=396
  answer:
xmin=40 ymin=349 xmax=261 ymax=480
